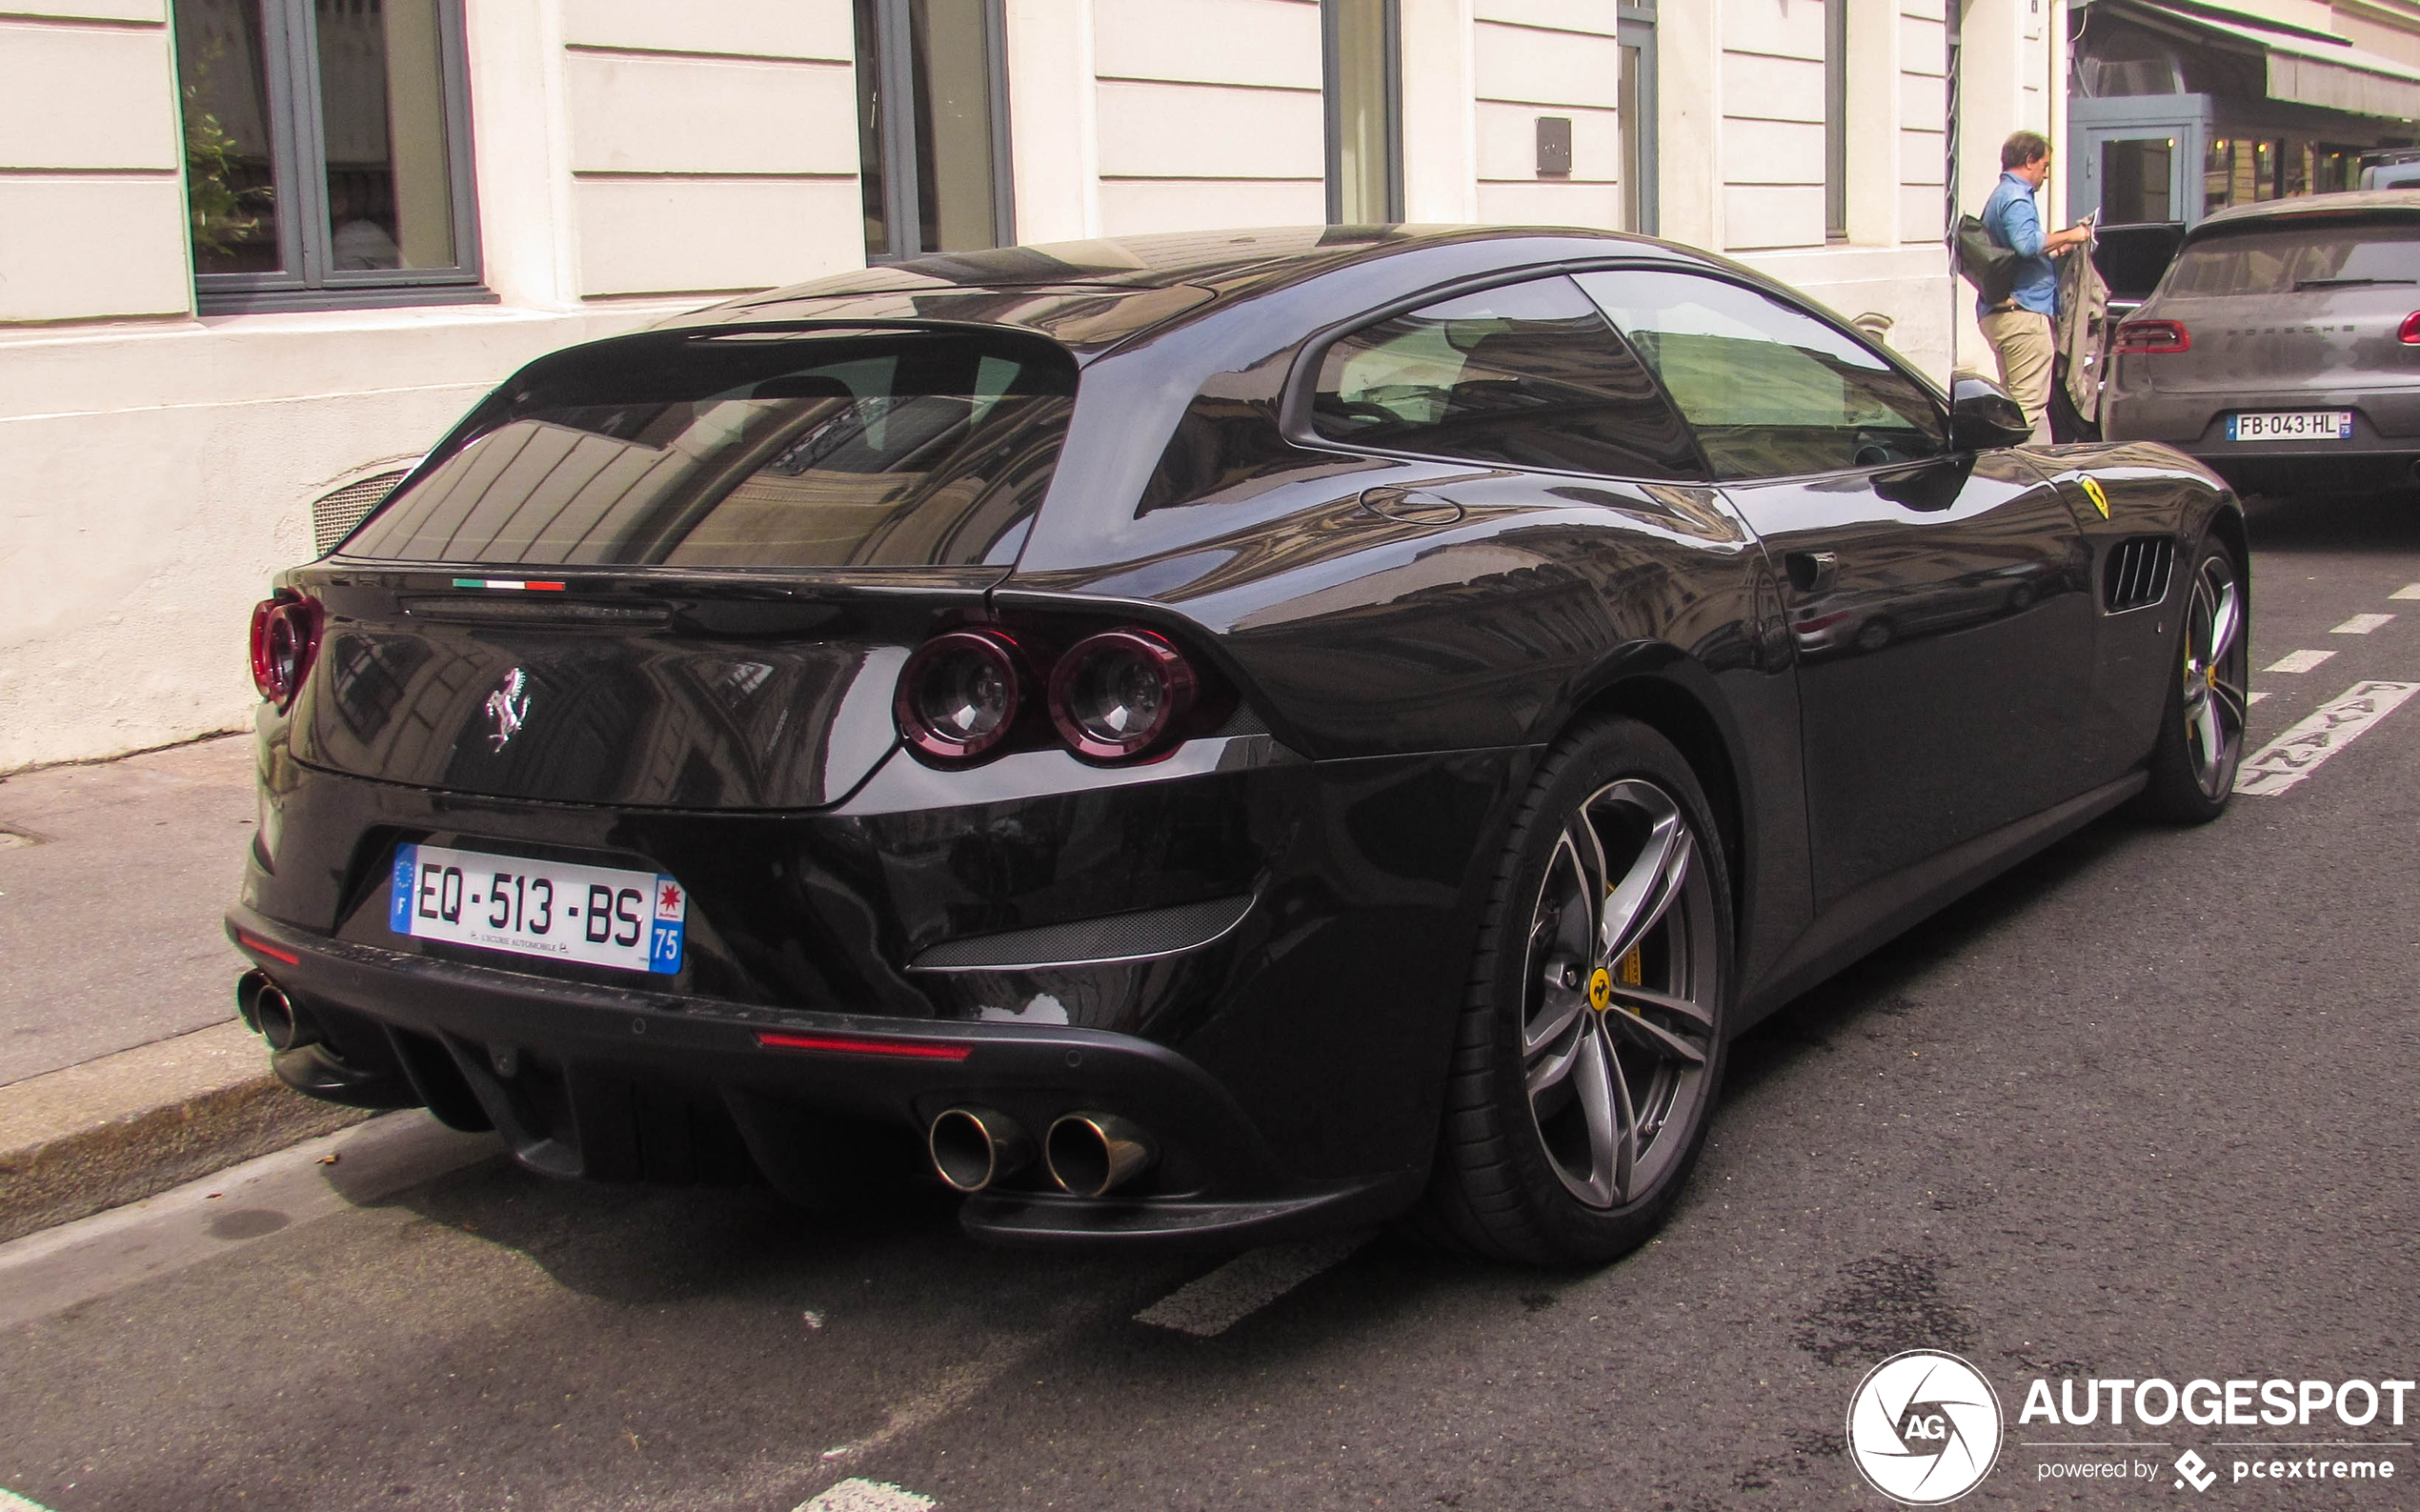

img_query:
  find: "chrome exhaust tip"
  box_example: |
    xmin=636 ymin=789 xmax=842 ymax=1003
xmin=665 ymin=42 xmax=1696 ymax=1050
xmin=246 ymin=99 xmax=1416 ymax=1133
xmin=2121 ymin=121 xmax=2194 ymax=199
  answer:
xmin=251 ymin=980 xmax=316 ymax=1053
xmin=234 ymin=970 xmax=271 ymax=1035
xmin=1043 ymin=1112 xmax=1157 ymax=1199
xmin=928 ymin=1106 xmax=1033 ymax=1193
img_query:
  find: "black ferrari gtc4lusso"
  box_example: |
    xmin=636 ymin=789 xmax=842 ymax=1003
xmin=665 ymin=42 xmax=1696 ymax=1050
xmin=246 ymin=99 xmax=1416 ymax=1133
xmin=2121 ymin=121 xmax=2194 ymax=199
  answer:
xmin=229 ymin=226 xmax=2248 ymax=1265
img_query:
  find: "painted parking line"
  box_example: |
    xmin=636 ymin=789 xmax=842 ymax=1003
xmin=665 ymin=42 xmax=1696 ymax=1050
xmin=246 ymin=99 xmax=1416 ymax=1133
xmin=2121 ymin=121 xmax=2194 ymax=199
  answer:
xmin=2248 ymin=691 xmax=2271 ymax=705
xmin=1134 ymin=1233 xmax=1372 ymax=1338
xmin=0 ymin=1492 xmax=57 ymax=1512
xmin=2236 ymin=680 xmax=2420 ymax=797
xmin=2265 ymin=649 xmax=2337 ymax=674
xmin=2392 ymin=584 xmax=2420 ymax=600
xmin=2332 ymin=613 xmax=2397 ymax=635
xmin=795 ymin=1480 xmax=936 ymax=1512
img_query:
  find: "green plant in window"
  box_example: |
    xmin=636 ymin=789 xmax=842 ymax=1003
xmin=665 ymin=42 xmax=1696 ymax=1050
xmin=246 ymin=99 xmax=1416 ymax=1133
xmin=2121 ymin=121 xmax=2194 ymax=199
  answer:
xmin=179 ymin=36 xmax=272 ymax=262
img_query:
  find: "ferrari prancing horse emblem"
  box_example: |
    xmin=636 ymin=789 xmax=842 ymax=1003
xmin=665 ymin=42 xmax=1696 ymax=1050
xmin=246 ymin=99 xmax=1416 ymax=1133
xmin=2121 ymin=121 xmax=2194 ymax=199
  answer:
xmin=485 ymin=668 xmax=531 ymax=752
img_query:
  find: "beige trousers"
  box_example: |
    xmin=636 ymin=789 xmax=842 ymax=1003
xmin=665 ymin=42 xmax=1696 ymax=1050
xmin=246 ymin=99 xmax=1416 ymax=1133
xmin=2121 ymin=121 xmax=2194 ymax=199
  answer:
xmin=1980 ymin=308 xmax=2056 ymax=444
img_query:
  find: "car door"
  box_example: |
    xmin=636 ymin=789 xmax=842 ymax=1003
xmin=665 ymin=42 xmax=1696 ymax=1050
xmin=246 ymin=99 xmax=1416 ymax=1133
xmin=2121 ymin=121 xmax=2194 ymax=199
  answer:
xmin=1576 ymin=268 xmax=2098 ymax=912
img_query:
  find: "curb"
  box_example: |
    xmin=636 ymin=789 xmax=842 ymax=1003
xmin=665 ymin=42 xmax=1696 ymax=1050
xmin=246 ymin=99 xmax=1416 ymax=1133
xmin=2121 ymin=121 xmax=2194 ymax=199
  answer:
xmin=0 ymin=1020 xmax=371 ymax=1245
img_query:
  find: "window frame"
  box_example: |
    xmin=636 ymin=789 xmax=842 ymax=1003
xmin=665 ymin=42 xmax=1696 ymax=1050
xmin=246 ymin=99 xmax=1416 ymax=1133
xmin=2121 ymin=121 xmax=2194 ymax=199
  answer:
xmin=856 ymin=0 xmax=1017 ymax=264
xmin=1282 ymin=266 xmax=1714 ymax=485
xmin=1322 ymin=0 xmax=1404 ymax=226
xmin=1570 ymin=266 xmax=1955 ymax=484
xmin=1618 ymin=7 xmax=1660 ymax=236
xmin=1823 ymin=0 xmax=1847 ymax=240
xmin=177 ymin=0 xmax=486 ymax=313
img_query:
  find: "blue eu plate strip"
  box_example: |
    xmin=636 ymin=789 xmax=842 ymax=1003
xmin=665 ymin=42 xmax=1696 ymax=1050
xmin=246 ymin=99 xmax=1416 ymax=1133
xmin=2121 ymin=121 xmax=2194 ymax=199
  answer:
xmin=390 ymin=843 xmax=418 ymax=935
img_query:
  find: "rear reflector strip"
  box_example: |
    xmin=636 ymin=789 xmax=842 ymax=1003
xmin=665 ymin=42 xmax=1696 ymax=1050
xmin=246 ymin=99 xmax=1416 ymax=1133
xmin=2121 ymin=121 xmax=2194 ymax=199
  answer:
xmin=756 ymin=1031 xmax=972 ymax=1061
xmin=235 ymin=932 xmax=300 ymax=965
xmin=452 ymin=578 xmax=566 ymax=592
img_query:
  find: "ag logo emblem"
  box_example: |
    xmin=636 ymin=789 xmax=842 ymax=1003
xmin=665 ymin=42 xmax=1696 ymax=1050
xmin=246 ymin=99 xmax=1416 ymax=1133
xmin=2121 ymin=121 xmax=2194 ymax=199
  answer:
xmin=1845 ymin=1349 xmax=2003 ymax=1504
xmin=484 ymin=668 xmax=532 ymax=752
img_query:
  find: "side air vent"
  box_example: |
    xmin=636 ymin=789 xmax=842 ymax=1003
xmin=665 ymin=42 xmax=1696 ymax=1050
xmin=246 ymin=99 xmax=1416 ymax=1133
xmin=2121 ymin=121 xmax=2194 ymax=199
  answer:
xmin=312 ymin=469 xmax=412 ymax=555
xmin=2103 ymin=535 xmax=2175 ymax=614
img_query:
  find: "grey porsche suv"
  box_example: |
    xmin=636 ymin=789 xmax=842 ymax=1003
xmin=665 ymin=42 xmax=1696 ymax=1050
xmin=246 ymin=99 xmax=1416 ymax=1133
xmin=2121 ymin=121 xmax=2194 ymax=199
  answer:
xmin=2105 ymin=190 xmax=2420 ymax=494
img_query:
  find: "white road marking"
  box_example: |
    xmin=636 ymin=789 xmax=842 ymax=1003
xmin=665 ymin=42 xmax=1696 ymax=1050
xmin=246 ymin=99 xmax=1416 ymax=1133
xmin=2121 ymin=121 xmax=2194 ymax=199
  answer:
xmin=816 ymin=1334 xmax=1034 ymax=1466
xmin=0 ymin=1491 xmax=57 ymax=1512
xmin=1133 ymin=1233 xmax=1372 ymax=1338
xmin=2392 ymin=584 xmax=2420 ymax=600
xmin=794 ymin=1480 xmax=936 ymax=1512
xmin=2332 ymin=613 xmax=2396 ymax=635
xmin=2248 ymin=691 xmax=2271 ymax=704
xmin=2236 ymin=680 xmax=2420 ymax=797
xmin=0 ymin=1113 xmax=498 ymax=1329
xmin=2265 ymin=649 xmax=2337 ymax=674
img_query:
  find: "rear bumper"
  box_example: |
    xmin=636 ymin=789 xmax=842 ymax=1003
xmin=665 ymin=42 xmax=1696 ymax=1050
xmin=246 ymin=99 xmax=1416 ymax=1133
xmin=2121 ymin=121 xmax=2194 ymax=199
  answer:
xmin=228 ymin=906 xmax=1421 ymax=1245
xmin=229 ymin=734 xmax=1528 ymax=1244
xmin=2105 ymin=391 xmax=2420 ymax=492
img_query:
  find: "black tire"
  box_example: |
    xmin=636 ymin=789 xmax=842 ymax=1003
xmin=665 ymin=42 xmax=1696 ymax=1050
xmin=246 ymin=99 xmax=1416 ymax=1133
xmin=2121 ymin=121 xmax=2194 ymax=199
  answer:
xmin=2138 ymin=534 xmax=2249 ymax=823
xmin=1419 ymin=717 xmax=1733 ymax=1266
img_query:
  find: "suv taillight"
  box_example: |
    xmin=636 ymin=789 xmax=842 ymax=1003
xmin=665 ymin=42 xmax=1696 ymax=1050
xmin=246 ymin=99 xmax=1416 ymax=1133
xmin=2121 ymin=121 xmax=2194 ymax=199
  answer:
xmin=2113 ymin=319 xmax=2190 ymax=353
xmin=248 ymin=591 xmax=322 ymax=709
xmin=2400 ymin=312 xmax=2420 ymax=344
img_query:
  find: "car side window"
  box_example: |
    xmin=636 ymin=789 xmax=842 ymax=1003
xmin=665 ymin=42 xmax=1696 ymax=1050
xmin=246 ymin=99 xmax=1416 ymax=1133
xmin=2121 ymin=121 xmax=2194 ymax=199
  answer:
xmin=1308 ymin=274 xmax=1704 ymax=480
xmin=1572 ymin=269 xmax=1947 ymax=481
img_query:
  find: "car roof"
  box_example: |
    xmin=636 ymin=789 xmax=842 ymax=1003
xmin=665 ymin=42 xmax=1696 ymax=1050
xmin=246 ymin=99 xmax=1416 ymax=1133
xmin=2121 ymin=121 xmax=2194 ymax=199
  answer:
xmin=659 ymin=225 xmax=1706 ymax=352
xmin=2193 ymin=189 xmax=2420 ymax=234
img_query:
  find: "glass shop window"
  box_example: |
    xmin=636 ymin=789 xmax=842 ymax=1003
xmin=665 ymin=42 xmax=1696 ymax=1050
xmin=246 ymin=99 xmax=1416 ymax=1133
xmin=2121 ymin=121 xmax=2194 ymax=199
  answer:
xmin=2101 ymin=137 xmax=2173 ymax=223
xmin=1325 ymin=0 xmax=1402 ymax=224
xmin=855 ymin=0 xmax=1014 ymax=260
xmin=172 ymin=0 xmax=481 ymax=311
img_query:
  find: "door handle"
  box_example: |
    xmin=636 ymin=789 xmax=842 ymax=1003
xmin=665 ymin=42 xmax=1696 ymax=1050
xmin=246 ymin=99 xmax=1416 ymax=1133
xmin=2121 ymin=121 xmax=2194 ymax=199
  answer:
xmin=1358 ymin=487 xmax=1465 ymax=525
xmin=1785 ymin=551 xmax=1840 ymax=595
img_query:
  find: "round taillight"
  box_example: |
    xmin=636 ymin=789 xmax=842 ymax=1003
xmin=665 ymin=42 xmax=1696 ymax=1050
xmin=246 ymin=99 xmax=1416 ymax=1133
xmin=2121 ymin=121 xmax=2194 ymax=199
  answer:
xmin=897 ymin=629 xmax=1026 ymax=762
xmin=249 ymin=593 xmax=321 ymax=709
xmin=1048 ymin=628 xmax=1197 ymax=761
xmin=2400 ymin=312 xmax=2420 ymax=345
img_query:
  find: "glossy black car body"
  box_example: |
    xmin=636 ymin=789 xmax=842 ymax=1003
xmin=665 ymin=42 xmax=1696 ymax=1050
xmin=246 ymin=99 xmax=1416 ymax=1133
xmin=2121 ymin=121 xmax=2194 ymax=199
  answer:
xmin=229 ymin=226 xmax=2243 ymax=1252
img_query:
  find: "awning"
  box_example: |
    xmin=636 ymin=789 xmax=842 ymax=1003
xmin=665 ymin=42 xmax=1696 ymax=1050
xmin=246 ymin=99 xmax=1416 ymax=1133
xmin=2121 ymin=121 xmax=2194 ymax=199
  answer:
xmin=2119 ymin=0 xmax=2420 ymax=120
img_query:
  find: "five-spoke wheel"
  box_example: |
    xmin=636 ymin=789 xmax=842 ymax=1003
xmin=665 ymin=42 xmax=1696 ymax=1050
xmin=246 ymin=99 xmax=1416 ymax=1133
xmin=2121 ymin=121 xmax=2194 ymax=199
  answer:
xmin=1422 ymin=718 xmax=1731 ymax=1265
xmin=2143 ymin=535 xmax=2249 ymax=821
xmin=1520 ymin=779 xmax=1718 ymax=1210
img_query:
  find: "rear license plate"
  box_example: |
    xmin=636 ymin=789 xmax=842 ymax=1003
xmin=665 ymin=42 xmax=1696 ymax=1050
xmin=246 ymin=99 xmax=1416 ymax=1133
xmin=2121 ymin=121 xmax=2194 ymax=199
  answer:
xmin=2227 ymin=410 xmax=2354 ymax=441
xmin=388 ymin=842 xmax=686 ymax=974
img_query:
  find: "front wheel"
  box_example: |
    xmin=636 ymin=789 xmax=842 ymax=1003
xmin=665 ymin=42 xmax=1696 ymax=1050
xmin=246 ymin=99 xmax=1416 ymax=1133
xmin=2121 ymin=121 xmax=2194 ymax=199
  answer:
xmin=1420 ymin=718 xmax=1732 ymax=1266
xmin=2138 ymin=535 xmax=2249 ymax=822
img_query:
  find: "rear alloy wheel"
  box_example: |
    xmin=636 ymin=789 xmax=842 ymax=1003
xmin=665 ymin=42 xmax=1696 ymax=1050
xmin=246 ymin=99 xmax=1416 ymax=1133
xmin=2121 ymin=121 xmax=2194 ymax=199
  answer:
xmin=1422 ymin=719 xmax=1730 ymax=1265
xmin=2140 ymin=536 xmax=2248 ymax=821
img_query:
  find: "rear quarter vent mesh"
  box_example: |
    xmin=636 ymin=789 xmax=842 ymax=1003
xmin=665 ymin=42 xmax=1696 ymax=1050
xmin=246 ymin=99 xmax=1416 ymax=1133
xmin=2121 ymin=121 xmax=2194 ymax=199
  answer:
xmin=312 ymin=470 xmax=412 ymax=555
xmin=2103 ymin=535 xmax=2175 ymax=614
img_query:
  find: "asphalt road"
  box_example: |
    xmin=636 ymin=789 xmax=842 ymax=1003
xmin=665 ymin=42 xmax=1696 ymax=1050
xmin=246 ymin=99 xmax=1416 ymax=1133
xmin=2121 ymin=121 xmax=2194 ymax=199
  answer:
xmin=7 ymin=490 xmax=2420 ymax=1512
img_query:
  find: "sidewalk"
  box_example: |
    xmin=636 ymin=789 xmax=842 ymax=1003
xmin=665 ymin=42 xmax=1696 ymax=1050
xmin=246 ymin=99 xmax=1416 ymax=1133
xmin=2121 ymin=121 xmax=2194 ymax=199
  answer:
xmin=0 ymin=735 xmax=368 ymax=1242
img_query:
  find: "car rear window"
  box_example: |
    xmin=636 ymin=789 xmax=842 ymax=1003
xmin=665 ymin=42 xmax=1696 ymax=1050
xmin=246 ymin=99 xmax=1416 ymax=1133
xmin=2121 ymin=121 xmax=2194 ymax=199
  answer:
xmin=2164 ymin=219 xmax=2420 ymax=297
xmin=341 ymin=331 xmax=1076 ymax=568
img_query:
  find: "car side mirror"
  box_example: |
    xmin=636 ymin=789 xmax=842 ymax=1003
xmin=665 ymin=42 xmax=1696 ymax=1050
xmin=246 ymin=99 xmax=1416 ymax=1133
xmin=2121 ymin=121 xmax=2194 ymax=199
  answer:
xmin=1948 ymin=373 xmax=2033 ymax=451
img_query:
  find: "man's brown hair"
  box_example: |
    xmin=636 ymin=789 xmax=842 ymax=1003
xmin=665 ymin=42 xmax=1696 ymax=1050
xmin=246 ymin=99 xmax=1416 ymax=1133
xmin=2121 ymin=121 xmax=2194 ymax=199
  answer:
xmin=2002 ymin=131 xmax=2051 ymax=171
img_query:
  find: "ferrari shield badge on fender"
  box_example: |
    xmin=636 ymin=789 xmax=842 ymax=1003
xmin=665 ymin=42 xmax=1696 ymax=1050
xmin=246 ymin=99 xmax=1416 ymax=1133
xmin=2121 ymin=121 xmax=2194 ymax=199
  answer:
xmin=485 ymin=668 xmax=531 ymax=752
xmin=2080 ymin=475 xmax=2110 ymax=518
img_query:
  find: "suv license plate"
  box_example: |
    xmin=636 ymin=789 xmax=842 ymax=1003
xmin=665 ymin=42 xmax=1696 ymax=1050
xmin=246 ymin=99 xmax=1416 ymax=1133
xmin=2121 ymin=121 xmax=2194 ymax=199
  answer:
xmin=2228 ymin=411 xmax=2353 ymax=441
xmin=389 ymin=842 xmax=686 ymax=975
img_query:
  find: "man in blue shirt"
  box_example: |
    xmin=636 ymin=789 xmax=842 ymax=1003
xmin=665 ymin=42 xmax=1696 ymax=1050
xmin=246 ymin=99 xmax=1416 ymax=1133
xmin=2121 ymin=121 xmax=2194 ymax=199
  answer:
xmin=1980 ymin=131 xmax=2092 ymax=442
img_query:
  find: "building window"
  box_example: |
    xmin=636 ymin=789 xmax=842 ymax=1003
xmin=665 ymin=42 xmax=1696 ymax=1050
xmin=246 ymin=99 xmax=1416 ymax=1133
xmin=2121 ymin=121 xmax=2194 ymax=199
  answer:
xmin=1324 ymin=0 xmax=1402 ymax=224
xmin=855 ymin=0 xmax=1014 ymax=262
xmin=173 ymin=0 xmax=482 ymax=312
xmin=1824 ymin=0 xmax=1847 ymax=239
xmin=1619 ymin=5 xmax=1658 ymax=235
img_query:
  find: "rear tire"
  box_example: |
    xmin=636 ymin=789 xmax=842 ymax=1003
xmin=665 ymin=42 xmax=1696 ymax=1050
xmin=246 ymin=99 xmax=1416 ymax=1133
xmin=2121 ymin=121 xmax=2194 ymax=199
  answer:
xmin=2138 ymin=534 xmax=2248 ymax=823
xmin=1420 ymin=718 xmax=1732 ymax=1266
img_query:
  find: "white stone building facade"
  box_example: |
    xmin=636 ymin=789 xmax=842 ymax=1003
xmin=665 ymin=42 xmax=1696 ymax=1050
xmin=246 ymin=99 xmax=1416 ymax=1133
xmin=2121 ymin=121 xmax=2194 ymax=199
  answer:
xmin=4 ymin=0 xmax=2065 ymax=769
